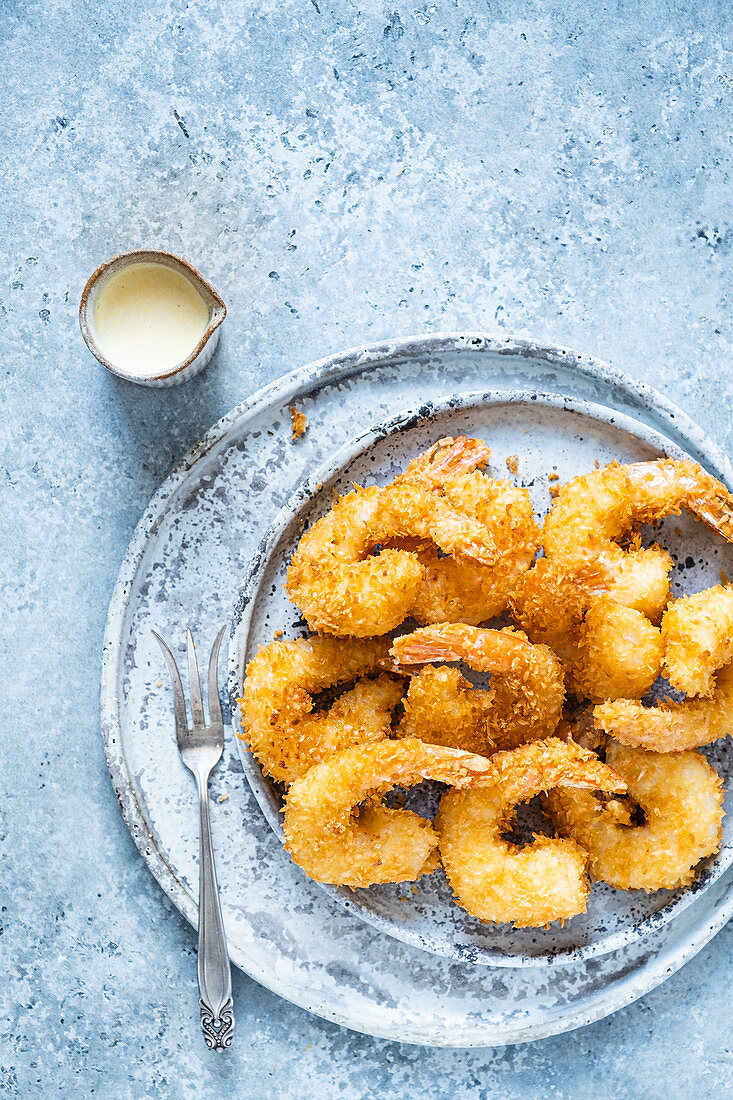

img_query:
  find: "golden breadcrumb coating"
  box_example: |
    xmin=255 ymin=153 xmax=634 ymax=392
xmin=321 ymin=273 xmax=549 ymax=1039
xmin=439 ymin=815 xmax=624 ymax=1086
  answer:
xmin=239 ymin=636 xmax=403 ymax=783
xmin=396 ymin=665 xmax=495 ymax=755
xmin=522 ymin=457 xmax=733 ymax=703
xmin=545 ymin=740 xmax=724 ymax=891
xmin=286 ymin=436 xmax=539 ymax=636
xmin=283 ymin=738 xmax=494 ymax=887
xmin=391 ymin=623 xmax=565 ymax=750
xmin=662 ymin=584 xmax=733 ymax=697
xmin=408 ymin=478 xmax=539 ymax=624
xmin=436 ymin=738 xmax=626 ymax=926
xmin=594 ymin=662 xmax=733 ymax=752
xmin=576 ymin=596 xmax=663 ymax=702
xmin=290 ymin=405 xmax=308 ymax=440
xmin=511 ymin=551 xmax=669 ymax=700
xmin=543 ymin=458 xmax=733 ymax=560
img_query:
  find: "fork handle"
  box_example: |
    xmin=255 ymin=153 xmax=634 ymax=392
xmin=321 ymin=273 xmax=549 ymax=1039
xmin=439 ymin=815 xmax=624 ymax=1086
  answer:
xmin=196 ymin=770 xmax=234 ymax=1051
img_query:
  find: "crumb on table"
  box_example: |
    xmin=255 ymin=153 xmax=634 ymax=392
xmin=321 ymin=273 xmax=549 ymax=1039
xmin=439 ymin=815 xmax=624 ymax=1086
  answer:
xmin=548 ymin=471 xmax=559 ymax=481
xmin=218 ymin=793 xmax=229 ymax=803
xmin=290 ymin=405 xmax=308 ymax=440
xmin=505 ymin=454 xmax=519 ymax=474
xmin=273 ymin=629 xmax=283 ymax=638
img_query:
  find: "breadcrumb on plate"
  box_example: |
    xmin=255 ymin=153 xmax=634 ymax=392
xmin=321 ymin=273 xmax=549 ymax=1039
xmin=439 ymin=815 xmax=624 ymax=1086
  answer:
xmin=290 ymin=405 xmax=308 ymax=440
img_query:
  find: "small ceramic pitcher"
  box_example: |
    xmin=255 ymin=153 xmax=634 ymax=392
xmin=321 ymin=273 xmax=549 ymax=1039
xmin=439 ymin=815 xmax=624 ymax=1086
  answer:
xmin=79 ymin=249 xmax=227 ymax=387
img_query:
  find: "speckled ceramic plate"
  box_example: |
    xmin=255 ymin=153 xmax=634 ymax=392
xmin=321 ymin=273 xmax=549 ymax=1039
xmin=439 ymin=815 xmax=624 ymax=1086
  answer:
xmin=101 ymin=333 xmax=733 ymax=1045
xmin=230 ymin=389 xmax=733 ymax=966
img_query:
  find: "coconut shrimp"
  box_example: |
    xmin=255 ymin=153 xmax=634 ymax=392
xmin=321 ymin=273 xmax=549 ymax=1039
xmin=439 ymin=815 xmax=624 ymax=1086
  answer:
xmin=543 ymin=458 xmax=733 ymax=560
xmin=394 ymin=436 xmax=540 ymax=604
xmin=396 ymin=665 xmax=495 ymax=755
xmin=594 ymin=662 xmax=733 ymax=753
xmin=596 ymin=584 xmax=733 ymax=749
xmin=545 ymin=740 xmax=724 ymax=891
xmin=436 ymin=738 xmax=626 ymax=926
xmin=282 ymin=738 xmax=494 ymax=887
xmin=239 ymin=636 xmax=404 ymax=784
xmin=388 ymin=436 xmax=540 ymax=624
xmin=661 ymin=584 xmax=733 ymax=697
xmin=608 ymin=543 xmax=673 ymax=622
xmin=286 ymin=480 xmax=500 ymax=637
xmin=407 ymin=478 xmax=539 ymax=624
xmin=510 ymin=556 xmax=609 ymax=668
xmin=521 ymin=459 xmax=733 ymax=682
xmin=390 ymin=623 xmax=565 ymax=750
xmin=511 ymin=556 xmax=667 ymax=700
xmin=542 ymin=459 xmax=733 ymax=617
xmin=286 ymin=436 xmax=539 ymax=635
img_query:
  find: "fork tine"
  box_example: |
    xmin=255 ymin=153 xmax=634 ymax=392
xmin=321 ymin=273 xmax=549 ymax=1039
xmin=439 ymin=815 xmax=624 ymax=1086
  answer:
xmin=187 ymin=628 xmax=205 ymax=727
xmin=207 ymin=625 xmax=226 ymax=727
xmin=152 ymin=630 xmax=189 ymax=736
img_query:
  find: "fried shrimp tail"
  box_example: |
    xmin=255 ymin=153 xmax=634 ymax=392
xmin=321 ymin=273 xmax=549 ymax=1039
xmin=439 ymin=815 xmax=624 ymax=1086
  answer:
xmin=239 ymin=636 xmax=404 ymax=783
xmin=545 ymin=740 xmax=724 ymax=891
xmin=436 ymin=738 xmax=626 ymax=926
xmin=396 ymin=435 xmax=492 ymax=486
xmin=391 ymin=623 xmax=565 ymax=749
xmin=283 ymin=738 xmax=494 ymax=887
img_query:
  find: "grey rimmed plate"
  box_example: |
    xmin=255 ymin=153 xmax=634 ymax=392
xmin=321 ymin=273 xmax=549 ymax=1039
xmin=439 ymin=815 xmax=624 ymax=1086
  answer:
xmin=229 ymin=389 xmax=733 ymax=967
xmin=101 ymin=333 xmax=733 ymax=1045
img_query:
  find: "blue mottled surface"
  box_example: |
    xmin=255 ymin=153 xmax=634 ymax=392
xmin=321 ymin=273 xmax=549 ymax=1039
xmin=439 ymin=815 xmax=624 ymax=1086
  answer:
xmin=2 ymin=1 xmax=732 ymax=1095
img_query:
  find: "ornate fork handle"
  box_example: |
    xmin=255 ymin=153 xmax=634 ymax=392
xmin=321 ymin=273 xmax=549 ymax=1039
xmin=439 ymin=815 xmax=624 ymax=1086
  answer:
xmin=195 ymin=768 xmax=234 ymax=1051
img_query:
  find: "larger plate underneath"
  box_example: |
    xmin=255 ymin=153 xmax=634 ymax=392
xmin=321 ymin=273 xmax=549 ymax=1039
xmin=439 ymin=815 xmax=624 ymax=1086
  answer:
xmin=101 ymin=334 xmax=733 ymax=1045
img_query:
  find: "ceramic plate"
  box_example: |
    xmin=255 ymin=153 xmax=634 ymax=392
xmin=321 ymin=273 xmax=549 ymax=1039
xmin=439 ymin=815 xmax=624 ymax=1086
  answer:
xmin=101 ymin=333 xmax=733 ymax=1044
xmin=230 ymin=389 xmax=733 ymax=966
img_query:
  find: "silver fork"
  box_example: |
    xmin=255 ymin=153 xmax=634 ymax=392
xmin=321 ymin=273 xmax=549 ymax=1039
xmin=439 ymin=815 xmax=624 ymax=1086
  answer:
xmin=152 ymin=625 xmax=234 ymax=1052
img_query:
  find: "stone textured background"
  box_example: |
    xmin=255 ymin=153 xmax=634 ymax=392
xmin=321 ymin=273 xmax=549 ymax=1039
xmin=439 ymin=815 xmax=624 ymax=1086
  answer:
xmin=2 ymin=0 xmax=732 ymax=1095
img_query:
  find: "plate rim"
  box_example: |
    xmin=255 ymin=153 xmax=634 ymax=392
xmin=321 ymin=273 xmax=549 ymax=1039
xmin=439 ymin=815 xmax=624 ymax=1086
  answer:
xmin=100 ymin=331 xmax=733 ymax=1044
xmin=228 ymin=387 xmax=731 ymax=967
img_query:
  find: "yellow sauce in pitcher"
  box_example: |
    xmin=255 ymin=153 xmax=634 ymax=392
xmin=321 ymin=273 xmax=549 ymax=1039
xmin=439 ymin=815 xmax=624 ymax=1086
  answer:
xmin=93 ymin=262 xmax=209 ymax=376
